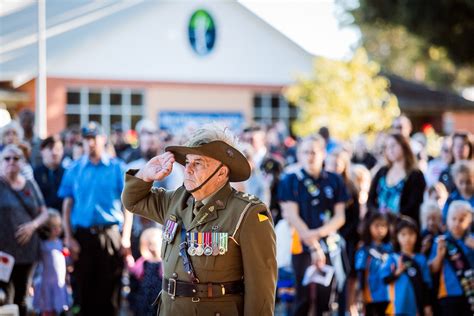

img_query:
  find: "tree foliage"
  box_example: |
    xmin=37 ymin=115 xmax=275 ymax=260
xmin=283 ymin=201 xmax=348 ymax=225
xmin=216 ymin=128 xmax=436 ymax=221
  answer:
xmin=285 ymin=49 xmax=400 ymax=140
xmin=337 ymin=0 xmax=474 ymax=89
xmin=348 ymin=0 xmax=474 ymax=66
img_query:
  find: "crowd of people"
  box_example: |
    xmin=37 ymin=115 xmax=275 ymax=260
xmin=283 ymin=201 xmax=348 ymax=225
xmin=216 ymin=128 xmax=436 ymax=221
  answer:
xmin=0 ymin=109 xmax=473 ymax=316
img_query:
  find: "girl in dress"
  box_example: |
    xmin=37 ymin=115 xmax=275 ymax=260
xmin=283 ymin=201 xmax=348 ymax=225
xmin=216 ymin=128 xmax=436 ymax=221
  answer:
xmin=33 ymin=209 xmax=70 ymax=316
xmin=126 ymin=227 xmax=163 ymax=316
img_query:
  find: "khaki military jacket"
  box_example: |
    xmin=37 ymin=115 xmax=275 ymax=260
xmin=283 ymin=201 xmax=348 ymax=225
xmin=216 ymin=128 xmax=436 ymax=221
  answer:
xmin=122 ymin=170 xmax=277 ymax=316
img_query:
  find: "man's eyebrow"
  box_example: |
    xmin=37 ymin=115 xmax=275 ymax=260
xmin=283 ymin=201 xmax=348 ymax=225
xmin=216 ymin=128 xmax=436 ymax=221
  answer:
xmin=185 ymin=157 xmax=207 ymax=163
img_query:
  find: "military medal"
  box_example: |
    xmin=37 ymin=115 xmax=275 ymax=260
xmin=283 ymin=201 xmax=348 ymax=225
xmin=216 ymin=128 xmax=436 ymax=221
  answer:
xmin=204 ymin=232 xmax=213 ymax=256
xmin=212 ymin=232 xmax=219 ymax=256
xmin=163 ymin=215 xmax=178 ymax=243
xmin=187 ymin=232 xmax=196 ymax=256
xmin=219 ymin=233 xmax=228 ymax=255
xmin=196 ymin=232 xmax=204 ymax=256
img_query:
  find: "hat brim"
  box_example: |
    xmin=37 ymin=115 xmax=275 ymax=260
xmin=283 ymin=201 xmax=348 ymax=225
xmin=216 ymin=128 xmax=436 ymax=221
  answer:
xmin=166 ymin=141 xmax=251 ymax=182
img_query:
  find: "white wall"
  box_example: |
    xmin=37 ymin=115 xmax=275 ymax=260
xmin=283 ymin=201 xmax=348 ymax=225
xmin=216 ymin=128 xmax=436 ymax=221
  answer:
xmin=3 ymin=0 xmax=313 ymax=85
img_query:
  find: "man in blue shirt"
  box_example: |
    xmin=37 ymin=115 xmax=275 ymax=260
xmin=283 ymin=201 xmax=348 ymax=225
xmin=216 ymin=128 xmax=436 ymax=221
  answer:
xmin=279 ymin=135 xmax=349 ymax=316
xmin=59 ymin=122 xmax=131 ymax=316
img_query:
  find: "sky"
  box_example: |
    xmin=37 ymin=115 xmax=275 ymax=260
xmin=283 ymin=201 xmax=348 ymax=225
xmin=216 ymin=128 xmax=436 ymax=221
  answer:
xmin=0 ymin=0 xmax=361 ymax=60
xmin=239 ymin=0 xmax=361 ymax=59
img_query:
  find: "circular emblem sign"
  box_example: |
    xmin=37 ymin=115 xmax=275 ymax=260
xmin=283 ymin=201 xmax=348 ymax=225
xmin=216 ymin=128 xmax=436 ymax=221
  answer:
xmin=188 ymin=9 xmax=216 ymax=56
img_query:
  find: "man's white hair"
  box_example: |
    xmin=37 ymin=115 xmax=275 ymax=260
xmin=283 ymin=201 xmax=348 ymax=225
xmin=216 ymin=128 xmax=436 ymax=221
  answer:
xmin=447 ymin=200 xmax=473 ymax=223
xmin=1 ymin=120 xmax=24 ymax=143
xmin=185 ymin=123 xmax=240 ymax=149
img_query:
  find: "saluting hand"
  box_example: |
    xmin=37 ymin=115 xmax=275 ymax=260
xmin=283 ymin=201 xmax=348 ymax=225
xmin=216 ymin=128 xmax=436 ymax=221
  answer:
xmin=136 ymin=152 xmax=175 ymax=182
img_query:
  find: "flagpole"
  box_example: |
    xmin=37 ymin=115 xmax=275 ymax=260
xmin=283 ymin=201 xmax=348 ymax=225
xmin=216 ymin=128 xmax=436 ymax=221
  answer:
xmin=36 ymin=0 xmax=47 ymax=138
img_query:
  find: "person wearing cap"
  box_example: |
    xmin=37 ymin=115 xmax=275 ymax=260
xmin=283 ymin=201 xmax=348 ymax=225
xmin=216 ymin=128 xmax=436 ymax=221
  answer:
xmin=58 ymin=122 xmax=132 ymax=316
xmin=122 ymin=124 xmax=277 ymax=315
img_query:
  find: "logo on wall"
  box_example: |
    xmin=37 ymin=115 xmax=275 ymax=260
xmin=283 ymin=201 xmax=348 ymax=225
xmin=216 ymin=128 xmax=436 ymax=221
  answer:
xmin=188 ymin=9 xmax=216 ymax=56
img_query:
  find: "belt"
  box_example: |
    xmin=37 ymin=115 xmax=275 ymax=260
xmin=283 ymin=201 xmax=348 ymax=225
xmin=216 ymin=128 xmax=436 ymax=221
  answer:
xmin=164 ymin=278 xmax=244 ymax=300
xmin=75 ymin=224 xmax=118 ymax=235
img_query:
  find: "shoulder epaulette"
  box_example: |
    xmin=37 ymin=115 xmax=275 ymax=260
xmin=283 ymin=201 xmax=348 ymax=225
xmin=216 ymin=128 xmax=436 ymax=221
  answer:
xmin=234 ymin=191 xmax=262 ymax=204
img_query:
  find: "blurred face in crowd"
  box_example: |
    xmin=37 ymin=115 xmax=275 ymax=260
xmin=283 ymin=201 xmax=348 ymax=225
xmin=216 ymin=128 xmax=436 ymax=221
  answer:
xmin=325 ymin=154 xmax=345 ymax=175
xmin=65 ymin=130 xmax=81 ymax=148
xmin=1 ymin=149 xmax=23 ymax=178
xmin=84 ymin=135 xmax=106 ymax=160
xmin=426 ymin=211 xmax=442 ymax=234
xmin=353 ymin=136 xmax=368 ymax=156
xmin=392 ymin=116 xmax=412 ymax=138
xmin=428 ymin=184 xmax=448 ymax=208
xmin=385 ymin=136 xmax=404 ymax=163
xmin=73 ymin=142 xmax=84 ymax=160
xmin=139 ymin=130 xmax=160 ymax=160
xmin=49 ymin=215 xmax=63 ymax=240
xmin=370 ymin=219 xmax=388 ymax=243
xmin=447 ymin=208 xmax=472 ymax=238
xmin=452 ymin=136 xmax=470 ymax=161
xmin=440 ymin=138 xmax=453 ymax=164
xmin=397 ymin=227 xmax=417 ymax=253
xmin=454 ymin=171 xmax=473 ymax=197
xmin=299 ymin=139 xmax=325 ymax=175
xmin=3 ymin=129 xmax=20 ymax=145
xmin=19 ymin=111 xmax=34 ymax=133
xmin=41 ymin=141 xmax=64 ymax=168
xmin=111 ymin=130 xmax=126 ymax=146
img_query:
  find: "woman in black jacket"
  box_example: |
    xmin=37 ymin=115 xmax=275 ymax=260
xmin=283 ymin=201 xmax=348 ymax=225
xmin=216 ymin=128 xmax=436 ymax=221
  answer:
xmin=368 ymin=133 xmax=426 ymax=225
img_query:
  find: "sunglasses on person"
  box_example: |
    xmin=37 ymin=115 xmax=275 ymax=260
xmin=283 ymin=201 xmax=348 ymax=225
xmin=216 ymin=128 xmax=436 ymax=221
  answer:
xmin=3 ymin=156 xmax=20 ymax=162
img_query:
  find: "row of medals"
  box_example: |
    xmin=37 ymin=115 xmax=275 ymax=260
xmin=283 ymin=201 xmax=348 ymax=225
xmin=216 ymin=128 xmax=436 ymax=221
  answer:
xmin=186 ymin=232 xmax=228 ymax=256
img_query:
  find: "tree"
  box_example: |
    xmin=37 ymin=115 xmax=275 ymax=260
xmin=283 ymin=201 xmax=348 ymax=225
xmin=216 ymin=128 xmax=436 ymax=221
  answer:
xmin=337 ymin=1 xmax=474 ymax=89
xmin=346 ymin=0 xmax=474 ymax=66
xmin=285 ymin=48 xmax=400 ymax=140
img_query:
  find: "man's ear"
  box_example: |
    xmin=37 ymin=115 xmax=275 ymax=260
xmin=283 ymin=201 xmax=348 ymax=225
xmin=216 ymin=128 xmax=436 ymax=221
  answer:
xmin=220 ymin=166 xmax=230 ymax=177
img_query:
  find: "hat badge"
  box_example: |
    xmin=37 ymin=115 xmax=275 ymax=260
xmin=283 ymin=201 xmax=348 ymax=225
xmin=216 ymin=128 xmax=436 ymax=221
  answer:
xmin=226 ymin=148 xmax=234 ymax=158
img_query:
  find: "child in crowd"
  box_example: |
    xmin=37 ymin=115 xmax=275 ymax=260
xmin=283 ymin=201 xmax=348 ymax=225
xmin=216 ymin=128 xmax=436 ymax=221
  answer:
xmin=33 ymin=209 xmax=71 ymax=316
xmin=420 ymin=201 xmax=444 ymax=257
xmin=425 ymin=182 xmax=449 ymax=209
xmin=126 ymin=227 xmax=163 ymax=316
xmin=429 ymin=201 xmax=474 ymax=316
xmin=381 ymin=216 xmax=432 ymax=316
xmin=442 ymin=160 xmax=474 ymax=227
xmin=355 ymin=212 xmax=393 ymax=316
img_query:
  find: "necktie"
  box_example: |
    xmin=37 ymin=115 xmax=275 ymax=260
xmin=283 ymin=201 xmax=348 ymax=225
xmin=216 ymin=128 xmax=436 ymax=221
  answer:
xmin=193 ymin=201 xmax=203 ymax=218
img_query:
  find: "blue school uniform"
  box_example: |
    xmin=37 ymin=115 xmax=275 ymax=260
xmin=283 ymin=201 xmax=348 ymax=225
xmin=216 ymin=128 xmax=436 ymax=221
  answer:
xmin=429 ymin=232 xmax=474 ymax=299
xmin=381 ymin=253 xmax=432 ymax=315
xmin=278 ymin=169 xmax=349 ymax=254
xmin=355 ymin=243 xmax=393 ymax=304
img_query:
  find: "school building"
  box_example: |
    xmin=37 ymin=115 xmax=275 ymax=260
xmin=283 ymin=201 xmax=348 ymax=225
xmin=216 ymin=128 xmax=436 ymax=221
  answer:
xmin=1 ymin=0 xmax=473 ymax=136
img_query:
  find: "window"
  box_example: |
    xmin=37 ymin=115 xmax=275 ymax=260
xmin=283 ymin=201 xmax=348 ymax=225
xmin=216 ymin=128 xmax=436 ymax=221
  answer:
xmin=252 ymin=93 xmax=298 ymax=127
xmin=66 ymin=88 xmax=144 ymax=134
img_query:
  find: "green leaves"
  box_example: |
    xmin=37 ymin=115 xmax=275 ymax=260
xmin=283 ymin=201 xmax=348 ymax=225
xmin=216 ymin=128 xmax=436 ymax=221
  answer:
xmin=285 ymin=48 xmax=400 ymax=140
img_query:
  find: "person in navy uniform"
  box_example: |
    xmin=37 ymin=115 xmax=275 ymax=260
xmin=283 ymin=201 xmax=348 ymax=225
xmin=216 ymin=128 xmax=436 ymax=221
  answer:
xmin=279 ymin=135 xmax=349 ymax=316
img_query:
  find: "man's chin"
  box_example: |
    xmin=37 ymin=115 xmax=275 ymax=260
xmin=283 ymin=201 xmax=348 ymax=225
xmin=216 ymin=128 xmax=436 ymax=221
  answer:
xmin=183 ymin=181 xmax=195 ymax=191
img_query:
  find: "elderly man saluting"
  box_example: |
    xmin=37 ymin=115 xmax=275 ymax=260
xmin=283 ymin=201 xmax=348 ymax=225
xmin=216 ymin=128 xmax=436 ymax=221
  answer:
xmin=122 ymin=125 xmax=277 ymax=315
